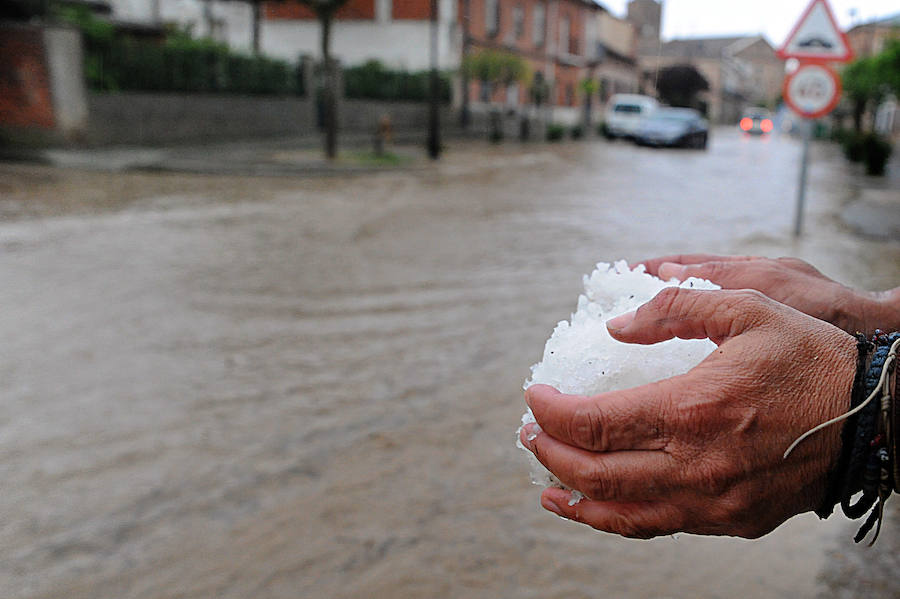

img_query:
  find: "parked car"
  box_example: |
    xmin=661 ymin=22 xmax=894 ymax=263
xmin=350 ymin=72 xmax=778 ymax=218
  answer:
xmin=603 ymin=94 xmax=658 ymax=139
xmin=739 ymin=109 xmax=774 ymax=135
xmin=633 ymin=107 xmax=709 ymax=149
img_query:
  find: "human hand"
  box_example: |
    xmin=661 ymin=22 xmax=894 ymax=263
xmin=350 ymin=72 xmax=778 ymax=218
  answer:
xmin=519 ymin=287 xmax=857 ymax=539
xmin=637 ymin=254 xmax=897 ymax=336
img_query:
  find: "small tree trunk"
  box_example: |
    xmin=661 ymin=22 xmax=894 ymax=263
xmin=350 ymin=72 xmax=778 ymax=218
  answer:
xmin=252 ymin=1 xmax=261 ymax=54
xmin=427 ymin=0 xmax=440 ymax=159
xmin=321 ymin=12 xmax=337 ymax=160
xmin=460 ymin=0 xmax=471 ymax=129
xmin=852 ymin=99 xmax=865 ymax=132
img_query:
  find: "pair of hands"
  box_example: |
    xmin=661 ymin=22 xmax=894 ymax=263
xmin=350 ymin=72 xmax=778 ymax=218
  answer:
xmin=519 ymin=255 xmax=898 ymax=538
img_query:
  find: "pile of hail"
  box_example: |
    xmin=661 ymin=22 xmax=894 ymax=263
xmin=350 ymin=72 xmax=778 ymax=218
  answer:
xmin=517 ymin=260 xmax=719 ymax=501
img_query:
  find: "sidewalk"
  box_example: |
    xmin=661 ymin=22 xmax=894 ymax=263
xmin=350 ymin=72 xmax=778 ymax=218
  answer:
xmin=839 ymin=153 xmax=900 ymax=241
xmin=0 ymin=134 xmax=433 ymax=177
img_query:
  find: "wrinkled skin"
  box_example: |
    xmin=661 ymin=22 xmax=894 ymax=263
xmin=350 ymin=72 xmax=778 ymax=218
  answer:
xmin=519 ymin=287 xmax=857 ymax=539
xmin=637 ymin=254 xmax=900 ymax=336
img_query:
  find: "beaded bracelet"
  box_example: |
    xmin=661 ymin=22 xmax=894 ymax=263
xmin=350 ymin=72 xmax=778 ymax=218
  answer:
xmin=785 ymin=331 xmax=900 ymax=544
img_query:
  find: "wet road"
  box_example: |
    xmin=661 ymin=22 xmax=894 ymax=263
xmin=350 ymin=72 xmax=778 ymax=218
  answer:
xmin=1 ymin=130 xmax=899 ymax=598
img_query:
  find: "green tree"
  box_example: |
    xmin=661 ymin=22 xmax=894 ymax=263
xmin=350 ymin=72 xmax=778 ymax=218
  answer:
xmin=655 ymin=64 xmax=709 ymax=109
xmin=842 ymin=56 xmax=887 ymax=132
xmin=461 ymin=50 xmax=532 ymax=100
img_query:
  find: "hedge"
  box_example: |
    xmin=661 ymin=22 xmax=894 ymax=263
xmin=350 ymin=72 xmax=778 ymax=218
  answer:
xmin=58 ymin=6 xmax=299 ymax=95
xmin=344 ymin=60 xmax=451 ymax=103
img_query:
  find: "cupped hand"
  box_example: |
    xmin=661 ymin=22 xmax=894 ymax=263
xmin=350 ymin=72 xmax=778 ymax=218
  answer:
xmin=519 ymin=287 xmax=857 ymax=539
xmin=636 ymin=254 xmax=894 ymax=335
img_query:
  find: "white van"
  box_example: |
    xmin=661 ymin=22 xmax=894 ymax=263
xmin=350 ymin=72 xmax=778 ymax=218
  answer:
xmin=603 ymin=94 xmax=659 ymax=139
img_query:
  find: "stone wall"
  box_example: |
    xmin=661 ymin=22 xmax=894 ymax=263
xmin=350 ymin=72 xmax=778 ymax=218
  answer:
xmin=86 ymin=93 xmax=316 ymax=146
xmin=86 ymin=92 xmax=455 ymax=146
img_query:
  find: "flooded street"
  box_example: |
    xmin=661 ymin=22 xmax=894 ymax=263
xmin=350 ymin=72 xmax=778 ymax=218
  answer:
xmin=1 ymin=130 xmax=898 ymax=598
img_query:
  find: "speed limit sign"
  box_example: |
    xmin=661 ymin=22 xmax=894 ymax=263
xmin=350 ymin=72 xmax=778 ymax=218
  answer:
xmin=783 ymin=62 xmax=842 ymax=119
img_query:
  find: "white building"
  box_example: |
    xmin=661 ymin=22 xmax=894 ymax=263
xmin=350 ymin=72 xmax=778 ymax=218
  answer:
xmin=106 ymin=0 xmax=256 ymax=51
xmin=261 ymin=0 xmax=460 ymax=71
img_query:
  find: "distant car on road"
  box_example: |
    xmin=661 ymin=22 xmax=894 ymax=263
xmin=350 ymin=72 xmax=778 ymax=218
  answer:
xmin=739 ymin=109 xmax=775 ymax=135
xmin=633 ymin=107 xmax=709 ymax=149
xmin=603 ymin=94 xmax=659 ymax=139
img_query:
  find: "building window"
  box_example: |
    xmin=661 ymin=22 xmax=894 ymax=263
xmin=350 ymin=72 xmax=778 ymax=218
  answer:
xmin=559 ymin=15 xmax=570 ymax=55
xmin=486 ymin=0 xmax=500 ymax=38
xmin=513 ymin=5 xmax=525 ymax=40
xmin=533 ymin=3 xmax=545 ymax=47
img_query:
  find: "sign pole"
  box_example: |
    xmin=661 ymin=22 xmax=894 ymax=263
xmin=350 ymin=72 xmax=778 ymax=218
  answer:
xmin=777 ymin=0 xmax=853 ymax=237
xmin=793 ymin=119 xmax=812 ymax=237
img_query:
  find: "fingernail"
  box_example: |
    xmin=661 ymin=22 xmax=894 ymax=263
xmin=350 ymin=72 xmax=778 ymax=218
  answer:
xmin=542 ymin=497 xmax=564 ymax=517
xmin=521 ymin=423 xmax=541 ymax=448
xmin=658 ymin=262 xmax=684 ymax=281
xmin=606 ymin=310 xmax=635 ymax=331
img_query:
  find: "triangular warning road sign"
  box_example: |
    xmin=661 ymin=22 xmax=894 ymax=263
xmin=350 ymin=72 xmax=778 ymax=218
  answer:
xmin=777 ymin=0 xmax=854 ymax=62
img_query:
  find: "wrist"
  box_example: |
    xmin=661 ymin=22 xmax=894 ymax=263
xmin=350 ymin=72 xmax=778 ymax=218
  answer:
xmin=867 ymin=288 xmax=900 ymax=333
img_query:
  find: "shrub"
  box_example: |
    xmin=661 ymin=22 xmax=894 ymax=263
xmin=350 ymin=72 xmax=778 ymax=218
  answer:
xmin=840 ymin=131 xmax=893 ymax=175
xmin=596 ymin=121 xmax=607 ymax=137
xmin=546 ymin=123 xmax=565 ymax=142
xmin=861 ymin=133 xmax=893 ymax=176
xmin=841 ymin=131 xmax=866 ymax=162
xmin=570 ymin=125 xmax=583 ymax=140
xmin=343 ymin=60 xmax=451 ymax=102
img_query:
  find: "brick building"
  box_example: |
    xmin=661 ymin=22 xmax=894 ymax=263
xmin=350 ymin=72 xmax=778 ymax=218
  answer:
xmin=461 ymin=0 xmax=599 ymax=110
xmin=845 ymin=12 xmax=899 ymax=58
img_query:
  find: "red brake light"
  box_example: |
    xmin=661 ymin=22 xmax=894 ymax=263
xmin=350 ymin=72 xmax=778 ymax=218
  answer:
xmin=761 ymin=119 xmax=774 ymax=133
xmin=740 ymin=117 xmax=753 ymax=131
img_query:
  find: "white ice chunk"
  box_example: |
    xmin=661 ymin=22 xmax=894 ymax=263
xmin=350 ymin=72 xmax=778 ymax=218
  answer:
xmin=518 ymin=260 xmax=719 ymax=494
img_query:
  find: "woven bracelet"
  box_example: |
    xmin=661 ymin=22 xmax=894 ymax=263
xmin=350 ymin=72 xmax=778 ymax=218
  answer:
xmin=792 ymin=331 xmax=900 ymax=543
xmin=843 ymin=331 xmax=899 ymax=544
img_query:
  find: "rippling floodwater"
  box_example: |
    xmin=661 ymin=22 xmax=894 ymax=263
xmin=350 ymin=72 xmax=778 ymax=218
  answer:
xmin=1 ymin=130 xmax=898 ymax=598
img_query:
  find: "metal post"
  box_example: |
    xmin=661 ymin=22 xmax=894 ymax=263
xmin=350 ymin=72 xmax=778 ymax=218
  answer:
xmin=793 ymin=119 xmax=812 ymax=237
xmin=460 ymin=0 xmax=471 ymax=129
xmin=427 ymin=0 xmax=441 ymax=159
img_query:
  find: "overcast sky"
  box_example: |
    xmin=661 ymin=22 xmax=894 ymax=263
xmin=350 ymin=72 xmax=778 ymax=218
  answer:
xmin=602 ymin=0 xmax=898 ymax=45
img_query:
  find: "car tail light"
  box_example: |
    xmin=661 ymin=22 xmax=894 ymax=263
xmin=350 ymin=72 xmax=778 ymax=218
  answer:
xmin=761 ymin=119 xmax=774 ymax=133
xmin=740 ymin=117 xmax=753 ymax=131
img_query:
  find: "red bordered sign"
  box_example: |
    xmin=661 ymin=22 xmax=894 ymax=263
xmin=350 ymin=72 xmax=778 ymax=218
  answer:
xmin=783 ymin=63 xmax=842 ymax=119
xmin=776 ymin=0 xmax=854 ymax=63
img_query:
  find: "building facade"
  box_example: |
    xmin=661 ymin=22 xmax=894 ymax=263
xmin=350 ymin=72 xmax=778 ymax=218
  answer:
xmin=105 ymin=0 xmax=256 ymax=50
xmin=845 ymin=13 xmax=899 ymax=58
xmin=260 ymin=0 xmax=639 ymax=120
xmin=626 ymin=0 xmax=660 ymax=56
xmin=595 ymin=9 xmax=638 ymax=101
xmin=262 ymin=0 xmax=460 ymax=71
xmin=637 ymin=35 xmax=783 ymax=124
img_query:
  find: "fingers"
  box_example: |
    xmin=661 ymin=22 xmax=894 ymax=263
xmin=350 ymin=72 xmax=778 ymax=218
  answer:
xmin=541 ymin=487 xmax=685 ymax=538
xmin=525 ymin=383 xmax=671 ymax=452
xmin=657 ymin=259 xmax=763 ymax=287
xmin=607 ymin=287 xmax=772 ymax=346
xmin=519 ymin=424 xmax=676 ymax=501
xmin=637 ymin=254 xmax=757 ymax=277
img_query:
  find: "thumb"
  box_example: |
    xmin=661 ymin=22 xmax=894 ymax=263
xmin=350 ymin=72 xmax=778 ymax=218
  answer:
xmin=607 ymin=288 xmax=772 ymax=346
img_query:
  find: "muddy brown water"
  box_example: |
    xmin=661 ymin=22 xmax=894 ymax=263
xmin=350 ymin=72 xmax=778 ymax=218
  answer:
xmin=1 ymin=131 xmax=898 ymax=598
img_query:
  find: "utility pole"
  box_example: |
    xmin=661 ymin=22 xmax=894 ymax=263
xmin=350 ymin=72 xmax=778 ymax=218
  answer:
xmin=427 ymin=0 xmax=441 ymax=159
